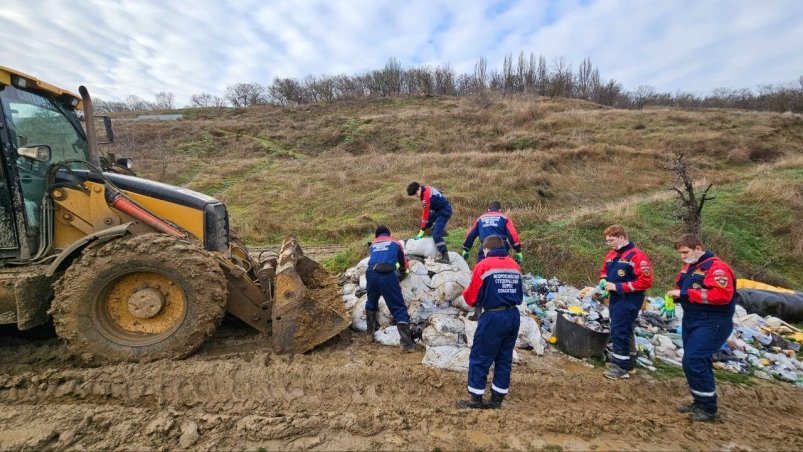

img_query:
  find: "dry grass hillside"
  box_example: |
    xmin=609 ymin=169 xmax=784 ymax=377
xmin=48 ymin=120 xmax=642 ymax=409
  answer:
xmin=107 ymin=94 xmax=803 ymax=290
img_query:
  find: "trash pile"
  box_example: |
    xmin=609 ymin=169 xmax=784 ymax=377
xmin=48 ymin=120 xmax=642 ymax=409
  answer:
xmin=341 ymin=239 xmax=803 ymax=385
xmin=520 ymin=274 xmax=803 ymax=386
xmin=339 ymin=238 xmax=545 ymax=371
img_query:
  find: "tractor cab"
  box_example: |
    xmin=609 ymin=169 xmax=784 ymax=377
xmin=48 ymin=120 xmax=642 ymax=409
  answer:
xmin=0 ymin=67 xmax=111 ymax=261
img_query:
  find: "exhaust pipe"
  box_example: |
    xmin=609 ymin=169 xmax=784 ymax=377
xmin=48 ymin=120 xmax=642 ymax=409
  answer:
xmin=78 ymin=85 xmax=101 ymax=167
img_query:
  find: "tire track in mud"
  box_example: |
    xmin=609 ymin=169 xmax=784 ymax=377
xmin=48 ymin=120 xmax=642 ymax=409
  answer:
xmin=1 ymin=332 xmax=802 ymax=450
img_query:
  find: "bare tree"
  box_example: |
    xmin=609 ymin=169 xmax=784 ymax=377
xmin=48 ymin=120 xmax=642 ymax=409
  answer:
xmin=474 ymin=57 xmax=488 ymax=91
xmin=633 ymin=85 xmax=656 ymax=110
xmin=154 ymin=91 xmax=175 ymax=109
xmin=126 ymin=94 xmax=155 ymax=112
xmin=668 ymin=152 xmax=714 ymax=237
xmin=189 ymin=92 xmax=226 ymax=107
xmin=225 ymin=82 xmax=266 ymax=107
xmin=576 ymin=58 xmax=594 ymax=100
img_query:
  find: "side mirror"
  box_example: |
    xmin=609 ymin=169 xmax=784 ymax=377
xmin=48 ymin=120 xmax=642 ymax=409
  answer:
xmin=95 ymin=115 xmax=114 ymax=144
xmin=17 ymin=145 xmax=51 ymax=162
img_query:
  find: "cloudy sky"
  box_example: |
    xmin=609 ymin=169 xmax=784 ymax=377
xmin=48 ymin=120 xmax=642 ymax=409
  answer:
xmin=2 ymin=0 xmax=802 ymax=105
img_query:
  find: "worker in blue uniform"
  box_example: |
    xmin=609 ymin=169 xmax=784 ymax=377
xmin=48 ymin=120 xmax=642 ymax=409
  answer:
xmin=456 ymin=235 xmax=522 ymax=409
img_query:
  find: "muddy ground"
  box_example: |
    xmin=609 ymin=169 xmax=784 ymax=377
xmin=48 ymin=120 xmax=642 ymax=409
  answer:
xmin=1 ymin=322 xmax=801 ymax=452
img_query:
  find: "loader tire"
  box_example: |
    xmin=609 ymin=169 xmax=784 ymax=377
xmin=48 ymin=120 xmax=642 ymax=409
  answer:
xmin=51 ymin=233 xmax=227 ymax=362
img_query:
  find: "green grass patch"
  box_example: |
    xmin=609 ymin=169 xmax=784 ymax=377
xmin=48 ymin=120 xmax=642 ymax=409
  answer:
xmin=254 ymin=136 xmax=306 ymax=158
xmin=203 ymin=161 xmax=273 ymax=195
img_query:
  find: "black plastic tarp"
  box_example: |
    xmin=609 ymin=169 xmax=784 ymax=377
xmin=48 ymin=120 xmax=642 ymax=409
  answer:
xmin=736 ymin=289 xmax=803 ymax=323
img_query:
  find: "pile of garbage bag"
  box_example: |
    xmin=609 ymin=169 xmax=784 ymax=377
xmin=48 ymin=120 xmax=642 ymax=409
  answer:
xmin=339 ymin=238 xmax=546 ymax=371
xmin=340 ymin=238 xmax=803 ymax=385
xmin=522 ymin=274 xmax=803 ymax=385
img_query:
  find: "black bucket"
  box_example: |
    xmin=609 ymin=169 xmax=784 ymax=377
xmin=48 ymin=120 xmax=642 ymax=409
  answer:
xmin=555 ymin=313 xmax=610 ymax=359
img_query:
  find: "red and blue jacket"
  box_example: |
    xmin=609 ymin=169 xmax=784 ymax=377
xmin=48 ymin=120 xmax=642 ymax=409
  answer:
xmin=598 ymin=242 xmax=653 ymax=303
xmin=462 ymin=209 xmax=522 ymax=253
xmin=368 ymin=234 xmax=408 ymax=272
xmin=463 ymin=248 xmax=523 ymax=310
xmin=419 ymin=185 xmax=451 ymax=229
xmin=674 ymin=251 xmax=736 ymax=316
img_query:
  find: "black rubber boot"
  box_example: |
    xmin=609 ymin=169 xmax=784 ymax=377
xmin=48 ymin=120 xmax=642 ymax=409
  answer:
xmin=484 ymin=390 xmax=505 ymax=409
xmin=398 ymin=323 xmax=422 ymax=352
xmin=456 ymin=393 xmax=484 ymax=409
xmin=677 ymin=402 xmax=698 ymax=413
xmin=691 ymin=406 xmax=720 ymax=422
xmin=366 ymin=310 xmax=378 ymax=340
xmin=436 ymin=251 xmax=450 ymax=264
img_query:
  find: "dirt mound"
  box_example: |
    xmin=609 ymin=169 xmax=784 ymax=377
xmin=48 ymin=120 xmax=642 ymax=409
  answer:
xmin=1 ymin=326 xmax=801 ymax=450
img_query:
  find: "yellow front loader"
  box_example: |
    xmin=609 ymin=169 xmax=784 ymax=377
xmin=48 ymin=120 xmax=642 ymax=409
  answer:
xmin=0 ymin=66 xmax=349 ymax=361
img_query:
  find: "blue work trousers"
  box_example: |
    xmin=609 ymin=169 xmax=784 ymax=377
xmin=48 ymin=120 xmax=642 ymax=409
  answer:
xmin=428 ymin=206 xmax=452 ymax=253
xmin=609 ymin=297 xmax=642 ymax=370
xmin=682 ymin=312 xmax=733 ymax=412
xmin=365 ymin=269 xmax=410 ymax=324
xmin=467 ymin=308 xmax=520 ymax=396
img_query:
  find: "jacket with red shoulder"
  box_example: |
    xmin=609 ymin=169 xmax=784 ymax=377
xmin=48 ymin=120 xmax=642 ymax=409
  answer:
xmin=419 ymin=185 xmax=450 ymax=229
xmin=674 ymin=251 xmax=736 ymax=315
xmin=462 ymin=248 xmax=523 ymax=310
xmin=462 ymin=210 xmax=522 ymax=253
xmin=367 ymin=235 xmax=408 ymax=272
xmin=598 ymin=242 xmax=653 ymax=302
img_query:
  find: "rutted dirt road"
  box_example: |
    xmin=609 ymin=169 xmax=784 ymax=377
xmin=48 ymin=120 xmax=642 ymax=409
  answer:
xmin=2 ymin=322 xmax=802 ymax=451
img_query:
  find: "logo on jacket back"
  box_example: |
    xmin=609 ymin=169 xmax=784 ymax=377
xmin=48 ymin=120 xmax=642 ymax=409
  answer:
xmin=371 ymin=242 xmax=391 ymax=252
xmin=494 ymin=273 xmax=520 ymax=294
xmin=480 ymin=216 xmax=502 ymax=228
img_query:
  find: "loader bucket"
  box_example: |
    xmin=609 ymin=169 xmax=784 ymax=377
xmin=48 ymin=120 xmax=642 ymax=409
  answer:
xmin=272 ymin=234 xmax=351 ymax=354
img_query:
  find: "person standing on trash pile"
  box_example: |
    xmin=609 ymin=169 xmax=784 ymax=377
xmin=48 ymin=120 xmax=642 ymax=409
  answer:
xmin=462 ymin=201 xmax=523 ymax=264
xmin=598 ymin=224 xmax=654 ymax=380
xmin=366 ymin=225 xmax=420 ymax=353
xmin=407 ymin=181 xmax=452 ymax=264
xmin=665 ymin=233 xmax=736 ymax=422
xmin=457 ymin=235 xmax=522 ymax=410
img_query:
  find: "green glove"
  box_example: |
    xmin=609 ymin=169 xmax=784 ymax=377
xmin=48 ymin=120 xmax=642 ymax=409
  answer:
xmin=597 ymin=279 xmax=609 ymax=299
xmin=414 ymin=230 xmax=425 ymax=240
xmin=461 ymin=250 xmax=469 ymax=259
xmin=661 ymin=295 xmax=676 ymax=319
xmin=515 ymin=252 xmax=523 ymax=263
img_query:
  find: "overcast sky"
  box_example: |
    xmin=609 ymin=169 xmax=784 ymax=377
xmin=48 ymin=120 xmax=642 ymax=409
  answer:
xmin=2 ymin=0 xmax=802 ymax=105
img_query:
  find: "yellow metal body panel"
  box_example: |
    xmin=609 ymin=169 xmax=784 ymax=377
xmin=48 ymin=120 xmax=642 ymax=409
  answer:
xmin=53 ymin=181 xmax=205 ymax=251
xmin=0 ymin=66 xmax=82 ymax=108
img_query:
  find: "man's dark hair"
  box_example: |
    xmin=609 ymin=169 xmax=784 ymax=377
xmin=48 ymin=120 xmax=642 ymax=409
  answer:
xmin=406 ymin=181 xmax=420 ymax=196
xmin=488 ymin=201 xmax=501 ymax=211
xmin=375 ymin=225 xmax=391 ymax=237
xmin=674 ymin=233 xmax=703 ymax=250
xmin=482 ymin=235 xmax=505 ymax=250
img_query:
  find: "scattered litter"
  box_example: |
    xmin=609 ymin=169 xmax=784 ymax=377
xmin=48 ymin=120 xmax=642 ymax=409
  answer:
xmin=341 ymin=242 xmax=803 ymax=384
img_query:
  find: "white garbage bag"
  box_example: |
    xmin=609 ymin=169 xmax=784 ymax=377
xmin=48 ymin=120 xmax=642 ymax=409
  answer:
xmin=517 ymin=315 xmax=545 ymax=355
xmin=452 ymin=295 xmax=473 ymax=312
xmin=342 ymin=283 xmax=358 ymax=296
xmin=375 ymin=326 xmax=401 ymax=346
xmin=436 ymin=281 xmax=466 ymax=303
xmin=422 ymin=327 xmax=462 ymax=347
xmin=461 ymin=316 xmax=478 ymax=347
xmin=343 ymin=293 xmax=360 ymax=311
xmin=422 ymin=345 xmax=471 ymax=372
xmin=351 ymin=296 xmax=392 ymax=331
xmin=359 ymin=274 xmax=367 ymax=290
xmin=405 ymin=238 xmax=439 ymax=258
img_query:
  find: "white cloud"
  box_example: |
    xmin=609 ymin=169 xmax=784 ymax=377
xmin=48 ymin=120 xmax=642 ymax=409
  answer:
xmin=1 ymin=0 xmax=800 ymax=105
